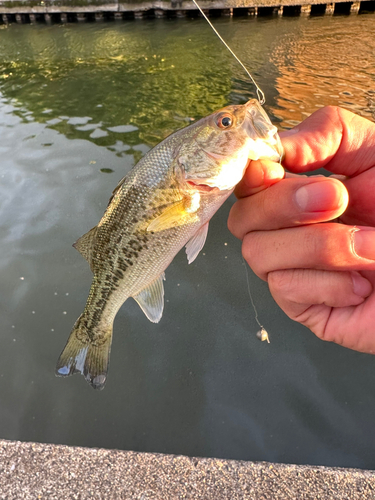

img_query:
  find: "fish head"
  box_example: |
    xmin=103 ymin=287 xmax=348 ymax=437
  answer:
xmin=178 ymin=99 xmax=283 ymax=191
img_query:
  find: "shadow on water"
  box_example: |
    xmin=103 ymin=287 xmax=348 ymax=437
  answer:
xmin=0 ymin=14 xmax=374 ymax=468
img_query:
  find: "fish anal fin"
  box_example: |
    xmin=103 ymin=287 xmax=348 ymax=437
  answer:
xmin=73 ymin=226 xmax=97 ymax=263
xmin=147 ymin=193 xmax=200 ymax=233
xmin=55 ymin=314 xmax=112 ymax=390
xmin=185 ymin=222 xmax=209 ymax=264
xmin=133 ymin=273 xmax=165 ymax=323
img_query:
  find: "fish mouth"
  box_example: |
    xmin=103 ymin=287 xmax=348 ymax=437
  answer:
xmin=186 ymin=180 xmax=221 ymax=192
xmin=244 ymin=100 xmax=284 ymax=162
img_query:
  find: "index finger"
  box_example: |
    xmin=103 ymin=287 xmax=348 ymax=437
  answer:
xmin=234 ymin=159 xmax=285 ymax=199
xmin=281 ymin=106 xmax=375 ymax=177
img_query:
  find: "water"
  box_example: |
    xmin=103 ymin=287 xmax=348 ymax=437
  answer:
xmin=0 ymin=14 xmax=375 ymax=468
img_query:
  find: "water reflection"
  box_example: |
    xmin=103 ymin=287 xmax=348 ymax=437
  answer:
xmin=0 ymin=15 xmax=375 ymax=468
xmin=269 ymin=16 xmax=375 ymax=127
xmin=0 ymin=21 xmax=235 ymax=147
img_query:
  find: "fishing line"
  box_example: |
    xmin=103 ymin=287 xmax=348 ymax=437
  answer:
xmin=191 ymin=0 xmax=266 ymax=105
xmin=192 ymin=0 xmax=269 ymax=340
xmin=242 ymin=256 xmax=270 ymax=343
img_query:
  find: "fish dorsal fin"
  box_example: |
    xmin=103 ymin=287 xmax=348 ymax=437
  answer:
xmin=73 ymin=226 xmax=97 ymax=263
xmin=133 ymin=273 xmax=165 ymax=323
xmin=147 ymin=193 xmax=200 ymax=233
xmin=185 ymin=222 xmax=209 ymax=264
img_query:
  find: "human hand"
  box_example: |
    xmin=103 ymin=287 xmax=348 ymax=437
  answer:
xmin=228 ymin=106 xmax=375 ymax=353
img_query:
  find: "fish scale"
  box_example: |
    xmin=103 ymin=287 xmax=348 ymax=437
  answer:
xmin=55 ymin=99 xmax=283 ymax=390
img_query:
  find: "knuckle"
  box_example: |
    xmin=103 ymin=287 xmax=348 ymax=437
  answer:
xmin=316 ymin=105 xmax=341 ymax=126
xmin=227 ymin=201 xmax=249 ymax=240
xmin=269 ymin=269 xmax=316 ymax=305
xmin=324 ymin=105 xmax=340 ymax=117
xmin=304 ymin=225 xmax=343 ymax=268
xmin=227 ymin=205 xmax=240 ymax=239
xmin=241 ymin=233 xmax=266 ymax=278
xmin=259 ymin=189 xmax=282 ymax=224
xmin=268 ymin=269 xmax=298 ymax=296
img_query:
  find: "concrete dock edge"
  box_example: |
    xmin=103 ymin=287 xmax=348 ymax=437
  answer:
xmin=1 ymin=0 xmax=375 ymax=21
xmin=0 ymin=438 xmax=374 ymax=499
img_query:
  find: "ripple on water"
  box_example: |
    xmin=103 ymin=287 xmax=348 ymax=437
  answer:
xmin=268 ymin=16 xmax=375 ymax=127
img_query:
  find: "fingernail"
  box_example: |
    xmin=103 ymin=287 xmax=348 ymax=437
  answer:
xmin=351 ymin=272 xmax=372 ymax=298
xmin=265 ymin=162 xmax=285 ymax=181
xmin=295 ymin=181 xmax=347 ymax=212
xmin=353 ymin=229 xmax=375 ymax=261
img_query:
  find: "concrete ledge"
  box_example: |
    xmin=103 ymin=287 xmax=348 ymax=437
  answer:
xmin=1 ymin=439 xmax=375 ymax=499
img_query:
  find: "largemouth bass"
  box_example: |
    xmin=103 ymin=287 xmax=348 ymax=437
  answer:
xmin=56 ymin=99 xmax=283 ymax=390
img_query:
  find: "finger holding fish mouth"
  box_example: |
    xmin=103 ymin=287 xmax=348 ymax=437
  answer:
xmin=229 ymin=175 xmax=349 ymax=239
xmin=228 ymin=106 xmax=375 ymax=352
xmin=234 ymin=158 xmax=285 ymax=198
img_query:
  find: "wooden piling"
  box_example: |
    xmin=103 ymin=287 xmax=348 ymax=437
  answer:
xmin=76 ymin=13 xmax=86 ymax=22
xmin=222 ymin=8 xmax=233 ymax=16
xmin=301 ymin=4 xmax=312 ymax=14
xmin=15 ymin=13 xmax=26 ymax=23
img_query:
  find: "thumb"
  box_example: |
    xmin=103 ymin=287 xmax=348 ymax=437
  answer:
xmin=280 ymin=106 xmax=375 ymax=177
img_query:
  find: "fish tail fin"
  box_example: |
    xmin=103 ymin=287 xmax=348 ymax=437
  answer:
xmin=55 ymin=315 xmax=113 ymax=390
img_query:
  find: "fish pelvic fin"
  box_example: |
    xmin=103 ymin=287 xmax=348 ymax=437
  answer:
xmin=185 ymin=222 xmax=209 ymax=264
xmin=55 ymin=314 xmax=113 ymax=390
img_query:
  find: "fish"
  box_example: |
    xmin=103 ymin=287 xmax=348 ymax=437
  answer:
xmin=55 ymin=99 xmax=283 ymax=390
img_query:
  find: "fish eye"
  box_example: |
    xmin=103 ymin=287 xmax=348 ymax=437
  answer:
xmin=216 ymin=114 xmax=234 ymax=129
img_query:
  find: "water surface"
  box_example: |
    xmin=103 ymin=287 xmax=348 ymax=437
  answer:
xmin=0 ymin=14 xmax=375 ymax=468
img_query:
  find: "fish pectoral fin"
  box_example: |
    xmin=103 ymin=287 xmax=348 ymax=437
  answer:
xmin=73 ymin=226 xmax=98 ymax=264
xmin=185 ymin=222 xmax=209 ymax=264
xmin=147 ymin=194 xmax=200 ymax=233
xmin=133 ymin=273 xmax=165 ymax=323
